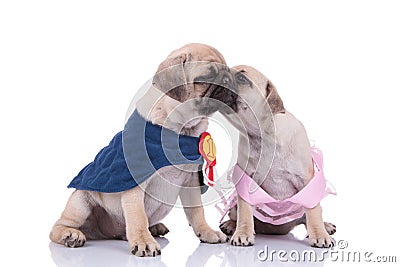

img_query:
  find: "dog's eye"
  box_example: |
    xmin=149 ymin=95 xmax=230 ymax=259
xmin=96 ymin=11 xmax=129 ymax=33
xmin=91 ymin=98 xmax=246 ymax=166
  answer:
xmin=236 ymin=73 xmax=251 ymax=85
xmin=208 ymin=66 xmax=217 ymax=76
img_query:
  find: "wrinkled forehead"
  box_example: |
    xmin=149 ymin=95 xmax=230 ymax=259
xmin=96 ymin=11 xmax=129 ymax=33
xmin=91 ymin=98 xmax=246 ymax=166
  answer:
xmin=185 ymin=61 xmax=229 ymax=73
xmin=232 ymin=65 xmax=269 ymax=96
xmin=168 ymin=45 xmax=226 ymax=64
xmin=190 ymin=49 xmax=225 ymax=63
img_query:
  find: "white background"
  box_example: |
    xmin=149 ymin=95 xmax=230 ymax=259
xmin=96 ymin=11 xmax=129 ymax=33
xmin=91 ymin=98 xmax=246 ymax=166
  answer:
xmin=1 ymin=0 xmax=399 ymax=266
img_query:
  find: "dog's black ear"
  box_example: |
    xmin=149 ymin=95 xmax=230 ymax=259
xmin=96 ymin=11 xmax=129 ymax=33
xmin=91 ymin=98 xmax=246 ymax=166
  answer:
xmin=152 ymin=53 xmax=190 ymax=102
xmin=266 ymin=80 xmax=285 ymax=114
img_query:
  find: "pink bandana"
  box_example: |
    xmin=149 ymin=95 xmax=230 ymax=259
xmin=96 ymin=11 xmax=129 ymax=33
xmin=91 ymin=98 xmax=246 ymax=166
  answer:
xmin=218 ymin=147 xmax=336 ymax=225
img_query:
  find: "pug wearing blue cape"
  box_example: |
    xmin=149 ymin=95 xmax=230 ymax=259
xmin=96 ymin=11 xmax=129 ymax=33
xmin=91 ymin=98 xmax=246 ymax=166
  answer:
xmin=49 ymin=44 xmax=238 ymax=256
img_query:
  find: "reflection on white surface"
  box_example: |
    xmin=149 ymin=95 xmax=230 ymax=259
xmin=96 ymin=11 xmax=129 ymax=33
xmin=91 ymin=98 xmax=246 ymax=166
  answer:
xmin=50 ymin=233 xmax=332 ymax=267
xmin=186 ymin=234 xmax=328 ymax=267
xmin=50 ymin=238 xmax=170 ymax=267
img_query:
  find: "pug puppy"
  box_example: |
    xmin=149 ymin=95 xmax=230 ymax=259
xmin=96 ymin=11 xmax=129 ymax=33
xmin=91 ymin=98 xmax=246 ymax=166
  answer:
xmin=220 ymin=65 xmax=336 ymax=248
xmin=50 ymin=44 xmax=237 ymax=256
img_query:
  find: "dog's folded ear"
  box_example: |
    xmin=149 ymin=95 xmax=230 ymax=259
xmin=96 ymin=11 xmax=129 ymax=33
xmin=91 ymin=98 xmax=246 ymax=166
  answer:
xmin=266 ymin=81 xmax=285 ymax=114
xmin=152 ymin=53 xmax=190 ymax=102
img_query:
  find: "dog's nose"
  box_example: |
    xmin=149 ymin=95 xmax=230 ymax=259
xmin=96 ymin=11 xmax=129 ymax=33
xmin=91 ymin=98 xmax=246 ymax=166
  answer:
xmin=222 ymin=76 xmax=230 ymax=86
xmin=212 ymin=70 xmax=237 ymax=112
xmin=216 ymin=71 xmax=235 ymax=92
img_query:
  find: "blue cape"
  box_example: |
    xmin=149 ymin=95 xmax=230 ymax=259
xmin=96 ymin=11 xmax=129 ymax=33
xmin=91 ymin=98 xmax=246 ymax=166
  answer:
xmin=68 ymin=110 xmax=205 ymax=193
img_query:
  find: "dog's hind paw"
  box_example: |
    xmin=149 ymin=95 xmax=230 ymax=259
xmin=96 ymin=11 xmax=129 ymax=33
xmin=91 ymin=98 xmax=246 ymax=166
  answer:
xmin=61 ymin=228 xmax=86 ymax=248
xmin=324 ymin=222 xmax=336 ymax=235
xmin=149 ymin=223 xmax=169 ymax=237
xmin=219 ymin=220 xmax=236 ymax=236
xmin=196 ymin=226 xmax=228 ymax=244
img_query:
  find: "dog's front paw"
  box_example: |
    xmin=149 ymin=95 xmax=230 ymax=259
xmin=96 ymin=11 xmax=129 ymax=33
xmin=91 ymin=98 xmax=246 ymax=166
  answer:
xmin=130 ymin=232 xmax=161 ymax=257
xmin=219 ymin=220 xmax=236 ymax=235
xmin=196 ymin=226 xmax=228 ymax=244
xmin=230 ymin=229 xmax=255 ymax=246
xmin=61 ymin=228 xmax=86 ymax=248
xmin=308 ymin=230 xmax=334 ymax=248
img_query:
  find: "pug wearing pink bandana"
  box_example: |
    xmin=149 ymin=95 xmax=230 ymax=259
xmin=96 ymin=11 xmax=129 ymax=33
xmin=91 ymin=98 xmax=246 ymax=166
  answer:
xmin=220 ymin=65 xmax=336 ymax=248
